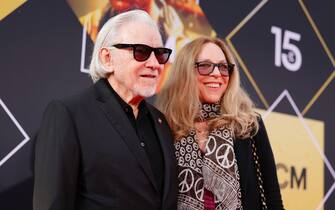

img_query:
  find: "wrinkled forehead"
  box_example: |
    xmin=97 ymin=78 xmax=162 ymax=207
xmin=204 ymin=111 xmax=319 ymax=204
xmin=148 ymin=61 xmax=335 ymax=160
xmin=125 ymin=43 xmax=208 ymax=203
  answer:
xmin=117 ymin=21 xmax=163 ymax=47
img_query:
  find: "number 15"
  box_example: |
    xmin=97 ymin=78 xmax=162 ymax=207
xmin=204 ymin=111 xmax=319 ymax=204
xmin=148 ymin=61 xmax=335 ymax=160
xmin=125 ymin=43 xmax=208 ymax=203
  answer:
xmin=271 ymin=26 xmax=302 ymax=72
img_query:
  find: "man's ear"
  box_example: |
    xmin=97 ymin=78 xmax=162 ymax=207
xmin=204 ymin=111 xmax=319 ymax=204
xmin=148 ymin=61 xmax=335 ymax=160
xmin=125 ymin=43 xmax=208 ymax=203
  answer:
xmin=99 ymin=48 xmax=114 ymax=73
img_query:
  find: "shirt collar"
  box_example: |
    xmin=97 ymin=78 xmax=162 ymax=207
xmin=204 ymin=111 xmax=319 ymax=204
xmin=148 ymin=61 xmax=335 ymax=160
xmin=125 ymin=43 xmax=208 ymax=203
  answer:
xmin=103 ymin=78 xmax=148 ymax=118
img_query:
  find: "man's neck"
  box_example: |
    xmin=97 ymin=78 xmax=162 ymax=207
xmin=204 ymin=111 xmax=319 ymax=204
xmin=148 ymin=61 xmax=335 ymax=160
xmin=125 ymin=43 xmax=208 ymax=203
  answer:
xmin=108 ymin=77 xmax=143 ymax=118
xmin=128 ymin=96 xmax=143 ymax=118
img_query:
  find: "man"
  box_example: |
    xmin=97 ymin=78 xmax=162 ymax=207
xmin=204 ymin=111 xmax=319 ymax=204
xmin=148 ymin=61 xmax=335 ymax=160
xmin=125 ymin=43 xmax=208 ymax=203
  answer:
xmin=33 ymin=10 xmax=177 ymax=210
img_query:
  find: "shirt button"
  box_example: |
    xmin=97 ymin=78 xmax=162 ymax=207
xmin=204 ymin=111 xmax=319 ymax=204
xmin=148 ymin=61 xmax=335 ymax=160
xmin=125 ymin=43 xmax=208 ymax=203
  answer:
xmin=140 ymin=142 xmax=145 ymax=147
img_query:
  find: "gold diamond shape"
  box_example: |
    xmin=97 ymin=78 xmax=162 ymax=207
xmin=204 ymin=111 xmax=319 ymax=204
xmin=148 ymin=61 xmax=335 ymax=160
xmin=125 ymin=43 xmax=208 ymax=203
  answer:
xmin=261 ymin=108 xmax=324 ymax=210
xmin=0 ymin=0 xmax=27 ymax=21
xmin=225 ymin=0 xmax=335 ymax=116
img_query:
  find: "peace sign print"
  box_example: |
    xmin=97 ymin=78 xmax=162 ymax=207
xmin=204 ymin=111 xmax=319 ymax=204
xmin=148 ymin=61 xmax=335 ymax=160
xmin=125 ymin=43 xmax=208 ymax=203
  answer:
xmin=205 ymin=136 xmax=217 ymax=155
xmin=187 ymin=136 xmax=194 ymax=144
xmin=221 ymin=129 xmax=230 ymax=138
xmin=215 ymin=144 xmax=235 ymax=168
xmin=175 ymin=141 xmax=180 ymax=150
xmin=186 ymin=144 xmax=192 ymax=153
xmin=181 ymin=138 xmax=187 ymax=146
xmin=178 ymin=169 xmax=194 ymax=193
xmin=194 ymin=177 xmax=204 ymax=202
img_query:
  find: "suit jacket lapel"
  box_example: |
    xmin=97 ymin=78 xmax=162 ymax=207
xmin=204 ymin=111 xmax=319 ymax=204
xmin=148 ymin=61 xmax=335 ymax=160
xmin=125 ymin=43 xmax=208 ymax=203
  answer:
xmin=94 ymin=79 xmax=158 ymax=191
xmin=147 ymin=107 xmax=174 ymax=204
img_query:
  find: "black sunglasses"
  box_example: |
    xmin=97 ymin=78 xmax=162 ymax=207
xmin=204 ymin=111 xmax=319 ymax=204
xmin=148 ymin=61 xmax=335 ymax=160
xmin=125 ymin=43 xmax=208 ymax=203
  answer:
xmin=195 ymin=61 xmax=235 ymax=77
xmin=112 ymin=44 xmax=172 ymax=64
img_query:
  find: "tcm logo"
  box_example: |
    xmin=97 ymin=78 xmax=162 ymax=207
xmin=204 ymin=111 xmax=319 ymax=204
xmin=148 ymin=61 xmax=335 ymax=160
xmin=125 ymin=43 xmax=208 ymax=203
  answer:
xmin=277 ymin=163 xmax=307 ymax=190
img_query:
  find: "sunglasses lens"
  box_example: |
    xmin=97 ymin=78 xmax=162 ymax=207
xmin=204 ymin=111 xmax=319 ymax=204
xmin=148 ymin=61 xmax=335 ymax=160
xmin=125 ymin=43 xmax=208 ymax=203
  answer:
xmin=155 ymin=48 xmax=171 ymax=64
xmin=128 ymin=44 xmax=171 ymax=64
xmin=134 ymin=45 xmax=151 ymax=61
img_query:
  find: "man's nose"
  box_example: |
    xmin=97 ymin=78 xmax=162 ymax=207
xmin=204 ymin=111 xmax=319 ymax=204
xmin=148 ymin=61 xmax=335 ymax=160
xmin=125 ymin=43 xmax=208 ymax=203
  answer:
xmin=145 ymin=52 xmax=161 ymax=69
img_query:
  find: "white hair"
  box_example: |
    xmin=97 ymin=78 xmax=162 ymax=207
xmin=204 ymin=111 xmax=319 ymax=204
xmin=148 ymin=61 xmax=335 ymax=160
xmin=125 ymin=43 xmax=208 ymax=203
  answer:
xmin=89 ymin=10 xmax=161 ymax=82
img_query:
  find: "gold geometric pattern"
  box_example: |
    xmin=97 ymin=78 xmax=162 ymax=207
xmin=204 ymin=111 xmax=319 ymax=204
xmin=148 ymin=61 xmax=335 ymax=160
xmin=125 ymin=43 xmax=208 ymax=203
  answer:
xmin=0 ymin=0 xmax=27 ymax=21
xmin=225 ymin=0 xmax=335 ymax=116
xmin=220 ymin=1 xmax=335 ymax=209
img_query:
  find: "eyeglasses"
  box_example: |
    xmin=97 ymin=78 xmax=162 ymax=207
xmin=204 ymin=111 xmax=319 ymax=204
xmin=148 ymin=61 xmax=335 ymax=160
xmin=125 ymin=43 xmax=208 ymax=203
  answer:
xmin=195 ymin=61 xmax=235 ymax=76
xmin=111 ymin=44 xmax=172 ymax=64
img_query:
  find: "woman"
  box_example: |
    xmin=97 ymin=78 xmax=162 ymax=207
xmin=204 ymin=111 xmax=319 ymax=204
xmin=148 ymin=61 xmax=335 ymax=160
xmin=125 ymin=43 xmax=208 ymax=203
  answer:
xmin=156 ymin=37 xmax=284 ymax=210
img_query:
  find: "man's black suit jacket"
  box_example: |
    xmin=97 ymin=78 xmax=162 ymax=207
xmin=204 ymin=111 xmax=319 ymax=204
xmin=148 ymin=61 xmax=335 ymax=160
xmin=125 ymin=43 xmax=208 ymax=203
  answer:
xmin=33 ymin=79 xmax=177 ymax=210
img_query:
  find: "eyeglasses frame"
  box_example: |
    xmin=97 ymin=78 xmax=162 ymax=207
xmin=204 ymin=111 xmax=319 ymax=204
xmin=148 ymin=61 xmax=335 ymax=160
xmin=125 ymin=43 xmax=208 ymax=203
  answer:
xmin=194 ymin=61 xmax=235 ymax=77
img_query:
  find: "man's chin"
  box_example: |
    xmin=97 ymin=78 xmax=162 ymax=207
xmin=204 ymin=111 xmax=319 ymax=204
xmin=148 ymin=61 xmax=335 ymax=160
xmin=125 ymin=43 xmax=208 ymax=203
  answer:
xmin=133 ymin=86 xmax=156 ymax=98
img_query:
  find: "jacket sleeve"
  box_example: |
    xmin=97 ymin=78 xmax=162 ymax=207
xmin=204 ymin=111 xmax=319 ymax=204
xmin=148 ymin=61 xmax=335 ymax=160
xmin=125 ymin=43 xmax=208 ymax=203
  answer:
xmin=255 ymin=117 xmax=285 ymax=210
xmin=33 ymin=100 xmax=80 ymax=210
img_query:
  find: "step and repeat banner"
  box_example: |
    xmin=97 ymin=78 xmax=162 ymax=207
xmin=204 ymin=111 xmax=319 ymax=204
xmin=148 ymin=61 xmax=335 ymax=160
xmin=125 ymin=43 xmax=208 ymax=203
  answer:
xmin=0 ymin=0 xmax=334 ymax=209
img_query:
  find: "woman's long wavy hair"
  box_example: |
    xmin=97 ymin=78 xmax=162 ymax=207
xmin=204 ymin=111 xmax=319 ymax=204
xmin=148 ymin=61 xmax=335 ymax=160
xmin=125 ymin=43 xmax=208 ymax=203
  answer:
xmin=156 ymin=37 xmax=259 ymax=140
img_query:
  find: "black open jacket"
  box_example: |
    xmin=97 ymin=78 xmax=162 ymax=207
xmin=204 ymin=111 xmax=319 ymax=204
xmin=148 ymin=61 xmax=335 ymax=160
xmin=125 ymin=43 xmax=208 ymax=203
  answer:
xmin=234 ymin=118 xmax=284 ymax=210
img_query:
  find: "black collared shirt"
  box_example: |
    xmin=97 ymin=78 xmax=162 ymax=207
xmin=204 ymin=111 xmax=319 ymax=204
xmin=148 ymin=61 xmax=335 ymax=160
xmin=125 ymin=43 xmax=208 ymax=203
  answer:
xmin=104 ymin=79 xmax=164 ymax=194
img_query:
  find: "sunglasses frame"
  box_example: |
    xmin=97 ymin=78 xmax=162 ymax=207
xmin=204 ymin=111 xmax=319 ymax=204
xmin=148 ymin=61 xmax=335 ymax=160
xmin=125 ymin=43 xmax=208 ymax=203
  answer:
xmin=112 ymin=43 xmax=172 ymax=64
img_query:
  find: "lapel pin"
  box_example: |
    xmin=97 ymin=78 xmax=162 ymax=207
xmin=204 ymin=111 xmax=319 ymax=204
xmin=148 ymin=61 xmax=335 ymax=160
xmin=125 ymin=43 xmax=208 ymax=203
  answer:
xmin=158 ymin=118 xmax=162 ymax=124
